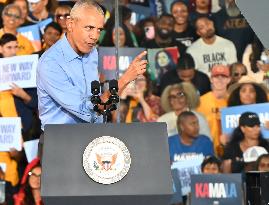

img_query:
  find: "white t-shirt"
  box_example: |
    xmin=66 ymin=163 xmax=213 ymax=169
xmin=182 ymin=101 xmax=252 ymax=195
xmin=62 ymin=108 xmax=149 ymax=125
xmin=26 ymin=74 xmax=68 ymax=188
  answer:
xmin=187 ymin=35 xmax=237 ymax=76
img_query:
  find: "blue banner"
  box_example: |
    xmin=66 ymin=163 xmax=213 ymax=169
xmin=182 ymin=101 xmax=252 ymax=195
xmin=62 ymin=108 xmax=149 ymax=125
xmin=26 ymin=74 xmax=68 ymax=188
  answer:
xmin=221 ymin=103 xmax=269 ymax=138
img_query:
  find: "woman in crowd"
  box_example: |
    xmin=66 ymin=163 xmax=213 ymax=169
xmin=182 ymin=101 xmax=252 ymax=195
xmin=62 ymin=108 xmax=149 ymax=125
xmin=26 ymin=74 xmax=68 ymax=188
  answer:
xmin=229 ymin=62 xmax=248 ymax=85
xmin=12 ymin=0 xmax=32 ymax=26
xmin=222 ymin=112 xmax=269 ymax=173
xmin=120 ymin=73 xmax=163 ymax=123
xmin=0 ymin=4 xmax=34 ymax=55
xmin=14 ymin=158 xmax=43 ymax=205
xmin=54 ymin=5 xmax=71 ymax=35
xmin=99 ymin=23 xmax=135 ymax=47
xmin=27 ymin=0 xmax=56 ymax=23
xmin=227 ymin=75 xmax=268 ymax=107
xmin=35 ymin=21 xmax=62 ymax=56
xmin=157 ymin=82 xmax=211 ymax=138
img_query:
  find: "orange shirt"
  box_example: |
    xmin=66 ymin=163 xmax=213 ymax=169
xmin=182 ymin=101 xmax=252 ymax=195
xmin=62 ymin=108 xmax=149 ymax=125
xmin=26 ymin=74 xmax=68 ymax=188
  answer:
xmin=196 ymin=91 xmax=227 ymax=156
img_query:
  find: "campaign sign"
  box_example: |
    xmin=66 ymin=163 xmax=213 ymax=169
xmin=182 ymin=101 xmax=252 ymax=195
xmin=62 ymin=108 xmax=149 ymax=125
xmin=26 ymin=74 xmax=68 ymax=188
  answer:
xmin=148 ymin=0 xmax=166 ymax=16
xmin=191 ymin=174 xmax=243 ymax=205
xmin=171 ymin=154 xmax=204 ymax=196
xmin=38 ymin=18 xmax=53 ymax=34
xmin=0 ymin=54 xmax=39 ymax=91
xmin=221 ymin=103 xmax=269 ymax=138
xmin=147 ymin=47 xmax=179 ymax=83
xmin=17 ymin=24 xmax=41 ymax=52
xmin=98 ymin=47 xmax=145 ymax=80
xmin=128 ymin=4 xmax=152 ymax=25
xmin=0 ymin=117 xmax=22 ymax=151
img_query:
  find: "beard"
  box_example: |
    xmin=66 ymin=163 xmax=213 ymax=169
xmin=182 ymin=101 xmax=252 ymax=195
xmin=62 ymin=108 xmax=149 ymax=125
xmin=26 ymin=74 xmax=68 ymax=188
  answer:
xmin=156 ymin=28 xmax=172 ymax=39
xmin=225 ymin=2 xmax=241 ymax=17
xmin=204 ymin=28 xmax=215 ymax=39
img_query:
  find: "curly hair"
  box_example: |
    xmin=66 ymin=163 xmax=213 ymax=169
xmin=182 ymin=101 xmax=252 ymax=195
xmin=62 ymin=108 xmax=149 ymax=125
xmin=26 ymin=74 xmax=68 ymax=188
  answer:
xmin=161 ymin=82 xmax=200 ymax=112
xmin=228 ymin=83 xmax=268 ymax=106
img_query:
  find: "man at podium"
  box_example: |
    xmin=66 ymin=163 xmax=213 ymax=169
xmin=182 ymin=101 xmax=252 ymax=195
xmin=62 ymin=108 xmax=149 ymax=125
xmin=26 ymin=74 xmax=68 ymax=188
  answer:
xmin=36 ymin=0 xmax=147 ymax=157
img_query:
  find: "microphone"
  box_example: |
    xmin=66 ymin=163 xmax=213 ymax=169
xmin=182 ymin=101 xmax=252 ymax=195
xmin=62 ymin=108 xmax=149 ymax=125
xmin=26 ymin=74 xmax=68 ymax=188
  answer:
xmin=109 ymin=79 xmax=118 ymax=95
xmin=91 ymin=80 xmax=100 ymax=95
xmin=90 ymin=80 xmax=101 ymax=105
xmin=108 ymin=79 xmax=119 ymax=104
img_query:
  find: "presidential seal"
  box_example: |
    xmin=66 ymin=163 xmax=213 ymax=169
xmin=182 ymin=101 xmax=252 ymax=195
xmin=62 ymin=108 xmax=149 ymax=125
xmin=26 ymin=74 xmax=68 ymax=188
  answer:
xmin=83 ymin=136 xmax=131 ymax=185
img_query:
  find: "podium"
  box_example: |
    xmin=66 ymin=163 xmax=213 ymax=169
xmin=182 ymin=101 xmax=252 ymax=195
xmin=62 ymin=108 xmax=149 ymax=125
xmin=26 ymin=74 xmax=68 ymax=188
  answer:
xmin=41 ymin=122 xmax=173 ymax=205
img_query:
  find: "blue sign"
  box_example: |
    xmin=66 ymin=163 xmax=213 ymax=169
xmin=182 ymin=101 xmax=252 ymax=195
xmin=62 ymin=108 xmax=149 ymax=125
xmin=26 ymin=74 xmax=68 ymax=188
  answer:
xmin=221 ymin=103 xmax=269 ymax=138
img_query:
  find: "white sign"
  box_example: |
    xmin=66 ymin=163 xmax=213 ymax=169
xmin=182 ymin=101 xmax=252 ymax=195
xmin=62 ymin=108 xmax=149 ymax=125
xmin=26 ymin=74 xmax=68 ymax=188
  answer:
xmin=171 ymin=153 xmax=204 ymax=196
xmin=0 ymin=54 xmax=39 ymax=91
xmin=23 ymin=139 xmax=39 ymax=163
xmin=0 ymin=163 xmax=6 ymax=172
xmin=0 ymin=117 xmax=22 ymax=151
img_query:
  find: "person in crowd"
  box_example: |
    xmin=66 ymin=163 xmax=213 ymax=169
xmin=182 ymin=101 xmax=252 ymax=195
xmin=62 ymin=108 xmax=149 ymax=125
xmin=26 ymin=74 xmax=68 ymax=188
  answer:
xmin=187 ymin=17 xmax=237 ymax=77
xmin=35 ymin=21 xmax=62 ymax=56
xmin=54 ymin=5 xmax=71 ymax=35
xmin=0 ymin=33 xmax=29 ymax=186
xmin=12 ymin=0 xmax=32 ymax=26
xmin=242 ymin=35 xmax=266 ymax=83
xmin=133 ymin=17 xmax=155 ymax=46
xmin=197 ymin=65 xmax=231 ymax=156
xmin=229 ymin=62 xmax=247 ymax=85
xmin=222 ymin=112 xmax=269 ymax=173
xmin=212 ymin=0 xmax=254 ymax=61
xmin=168 ymin=111 xmax=214 ymax=162
xmin=243 ymin=146 xmax=268 ymax=172
xmin=201 ymin=155 xmax=221 ymax=174
xmin=170 ymin=1 xmax=198 ymax=47
xmin=100 ymin=23 xmax=135 ymax=47
xmin=37 ymin=0 xmax=148 ymax=157
xmin=13 ymin=158 xmax=43 ymax=205
xmin=256 ymin=154 xmax=269 ymax=172
xmin=158 ymin=82 xmax=211 ymax=138
xmin=141 ymin=13 xmax=186 ymax=55
xmin=0 ymin=4 xmax=34 ymax=55
xmin=120 ymin=73 xmax=163 ymax=122
xmin=159 ymin=53 xmax=211 ymax=96
xmin=189 ymin=0 xmax=212 ymax=26
xmin=227 ymin=75 xmax=268 ymax=107
xmin=99 ymin=5 xmax=138 ymax=47
xmin=27 ymin=0 xmax=56 ymax=23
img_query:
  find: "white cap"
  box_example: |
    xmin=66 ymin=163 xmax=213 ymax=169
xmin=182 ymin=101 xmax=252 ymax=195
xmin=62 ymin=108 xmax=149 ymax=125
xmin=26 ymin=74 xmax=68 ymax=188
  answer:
xmin=27 ymin=0 xmax=41 ymax=3
xmin=243 ymin=146 xmax=268 ymax=163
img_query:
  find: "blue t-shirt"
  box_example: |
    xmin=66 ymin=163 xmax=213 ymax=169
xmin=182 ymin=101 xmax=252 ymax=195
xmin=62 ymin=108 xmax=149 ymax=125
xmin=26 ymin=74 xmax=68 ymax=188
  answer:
xmin=168 ymin=134 xmax=214 ymax=162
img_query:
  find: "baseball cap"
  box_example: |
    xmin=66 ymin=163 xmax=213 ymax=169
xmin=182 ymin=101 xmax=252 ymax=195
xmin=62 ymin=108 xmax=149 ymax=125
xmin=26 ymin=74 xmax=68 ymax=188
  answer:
xmin=211 ymin=65 xmax=230 ymax=77
xmin=239 ymin=112 xmax=260 ymax=127
xmin=27 ymin=0 xmax=41 ymax=3
xmin=243 ymin=146 xmax=268 ymax=163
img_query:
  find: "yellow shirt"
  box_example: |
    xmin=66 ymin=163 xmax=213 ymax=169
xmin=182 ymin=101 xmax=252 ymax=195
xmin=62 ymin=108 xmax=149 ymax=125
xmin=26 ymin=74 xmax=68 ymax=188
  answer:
xmin=196 ymin=91 xmax=227 ymax=156
xmin=0 ymin=29 xmax=34 ymax=55
xmin=0 ymin=91 xmax=19 ymax=186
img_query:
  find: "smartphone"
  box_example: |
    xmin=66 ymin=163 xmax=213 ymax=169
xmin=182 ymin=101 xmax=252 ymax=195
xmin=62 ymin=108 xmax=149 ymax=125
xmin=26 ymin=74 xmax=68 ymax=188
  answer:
xmin=144 ymin=26 xmax=155 ymax=40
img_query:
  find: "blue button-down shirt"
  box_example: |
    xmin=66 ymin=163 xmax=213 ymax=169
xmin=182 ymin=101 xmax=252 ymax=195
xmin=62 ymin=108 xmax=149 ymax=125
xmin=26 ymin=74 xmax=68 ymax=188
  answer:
xmin=37 ymin=35 xmax=102 ymax=130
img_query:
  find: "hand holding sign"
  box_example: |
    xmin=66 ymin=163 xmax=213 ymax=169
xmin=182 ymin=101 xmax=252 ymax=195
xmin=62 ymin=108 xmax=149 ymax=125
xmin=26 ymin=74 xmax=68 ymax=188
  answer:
xmin=10 ymin=83 xmax=31 ymax=103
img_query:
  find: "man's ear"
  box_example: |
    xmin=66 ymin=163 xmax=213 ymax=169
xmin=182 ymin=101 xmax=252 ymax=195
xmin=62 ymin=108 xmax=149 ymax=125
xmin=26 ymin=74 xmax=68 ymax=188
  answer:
xmin=66 ymin=18 xmax=73 ymax=32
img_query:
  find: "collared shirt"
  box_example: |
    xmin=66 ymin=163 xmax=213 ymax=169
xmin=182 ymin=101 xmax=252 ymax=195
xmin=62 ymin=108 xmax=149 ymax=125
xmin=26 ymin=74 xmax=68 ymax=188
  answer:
xmin=37 ymin=35 xmax=102 ymax=130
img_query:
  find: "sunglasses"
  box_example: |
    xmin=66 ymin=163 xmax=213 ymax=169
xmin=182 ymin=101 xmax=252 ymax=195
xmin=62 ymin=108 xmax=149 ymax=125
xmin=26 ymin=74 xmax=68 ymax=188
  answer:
xmin=233 ymin=72 xmax=247 ymax=77
xmin=56 ymin=14 xmax=70 ymax=20
xmin=28 ymin=171 xmax=41 ymax=177
xmin=4 ymin=12 xmax=20 ymax=19
xmin=168 ymin=92 xmax=185 ymax=100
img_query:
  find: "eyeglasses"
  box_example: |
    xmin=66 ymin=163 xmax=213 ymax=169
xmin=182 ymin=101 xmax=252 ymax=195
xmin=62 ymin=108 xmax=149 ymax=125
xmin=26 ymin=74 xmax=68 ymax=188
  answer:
xmin=4 ymin=12 xmax=20 ymax=19
xmin=168 ymin=92 xmax=185 ymax=100
xmin=56 ymin=14 xmax=70 ymax=20
xmin=28 ymin=171 xmax=41 ymax=177
xmin=233 ymin=72 xmax=247 ymax=77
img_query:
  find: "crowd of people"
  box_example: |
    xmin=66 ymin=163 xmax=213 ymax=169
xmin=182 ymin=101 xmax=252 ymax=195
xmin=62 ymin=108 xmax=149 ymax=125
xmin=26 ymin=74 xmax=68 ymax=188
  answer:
xmin=0 ymin=0 xmax=268 ymax=204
